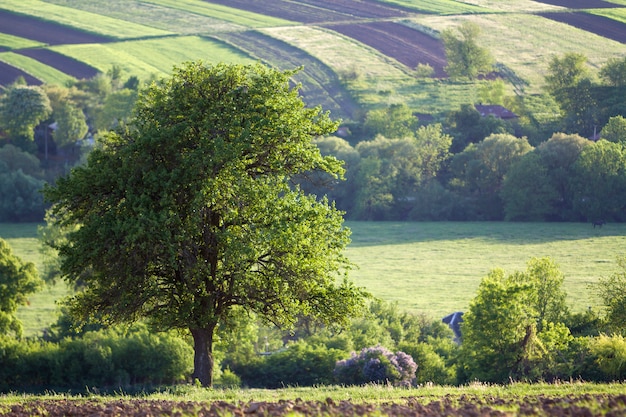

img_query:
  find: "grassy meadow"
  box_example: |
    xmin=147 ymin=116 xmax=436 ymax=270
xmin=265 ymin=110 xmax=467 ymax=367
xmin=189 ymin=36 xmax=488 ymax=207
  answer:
xmin=4 ymin=221 xmax=625 ymax=338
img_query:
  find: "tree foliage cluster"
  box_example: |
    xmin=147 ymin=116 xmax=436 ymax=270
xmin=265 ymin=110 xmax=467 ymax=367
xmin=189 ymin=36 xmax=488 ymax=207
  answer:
xmin=0 ymin=67 xmax=140 ymax=222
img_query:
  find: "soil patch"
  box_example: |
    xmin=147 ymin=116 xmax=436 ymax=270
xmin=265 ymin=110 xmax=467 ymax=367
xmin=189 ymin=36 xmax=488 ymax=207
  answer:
xmin=539 ymin=11 xmax=626 ymax=44
xmin=3 ymin=394 xmax=626 ymax=416
xmin=203 ymin=0 xmax=353 ymax=23
xmin=15 ymin=49 xmax=99 ymax=80
xmin=0 ymin=61 xmax=42 ymax=86
xmin=0 ymin=10 xmax=112 ymax=45
xmin=324 ymin=21 xmax=447 ymax=76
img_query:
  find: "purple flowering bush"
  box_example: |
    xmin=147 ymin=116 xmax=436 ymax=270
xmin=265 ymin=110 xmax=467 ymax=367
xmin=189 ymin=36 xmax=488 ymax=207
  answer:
xmin=334 ymin=345 xmax=417 ymax=386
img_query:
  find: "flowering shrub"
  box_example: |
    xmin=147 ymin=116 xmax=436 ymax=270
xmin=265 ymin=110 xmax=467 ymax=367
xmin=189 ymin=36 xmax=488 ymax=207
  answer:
xmin=334 ymin=345 xmax=417 ymax=387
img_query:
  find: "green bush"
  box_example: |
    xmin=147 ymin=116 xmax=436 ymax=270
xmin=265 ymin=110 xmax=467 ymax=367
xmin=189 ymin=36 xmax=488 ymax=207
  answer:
xmin=590 ymin=334 xmax=626 ymax=380
xmin=0 ymin=327 xmax=192 ymax=391
xmin=237 ymin=341 xmax=345 ymax=388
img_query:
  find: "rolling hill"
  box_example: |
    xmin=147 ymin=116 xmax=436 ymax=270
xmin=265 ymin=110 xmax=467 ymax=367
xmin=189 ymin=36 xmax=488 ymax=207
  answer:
xmin=1 ymin=0 xmax=626 ymax=120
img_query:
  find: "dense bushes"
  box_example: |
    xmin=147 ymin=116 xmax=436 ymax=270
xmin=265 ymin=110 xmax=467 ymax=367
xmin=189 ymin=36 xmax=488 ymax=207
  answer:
xmin=0 ymin=327 xmax=192 ymax=391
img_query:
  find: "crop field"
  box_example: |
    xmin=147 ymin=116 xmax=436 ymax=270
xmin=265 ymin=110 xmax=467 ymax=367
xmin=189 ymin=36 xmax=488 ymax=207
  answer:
xmin=1 ymin=0 xmax=626 ymax=118
xmin=5 ymin=221 xmax=626 ymax=337
xmin=1 ymin=383 xmax=626 ymax=416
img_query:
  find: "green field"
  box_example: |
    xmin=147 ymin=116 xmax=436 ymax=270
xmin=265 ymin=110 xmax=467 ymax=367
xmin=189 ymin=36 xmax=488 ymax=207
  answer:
xmin=4 ymin=221 xmax=625 ymax=338
xmin=2 ymin=0 xmax=626 ymax=119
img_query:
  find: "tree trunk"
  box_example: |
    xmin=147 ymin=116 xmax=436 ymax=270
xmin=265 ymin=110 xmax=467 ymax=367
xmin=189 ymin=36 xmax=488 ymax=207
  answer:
xmin=190 ymin=327 xmax=215 ymax=387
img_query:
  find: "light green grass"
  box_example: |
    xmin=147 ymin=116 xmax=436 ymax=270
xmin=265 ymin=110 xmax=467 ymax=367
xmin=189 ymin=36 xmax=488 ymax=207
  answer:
xmin=376 ymin=0 xmax=490 ymax=14
xmin=1 ymin=223 xmax=71 ymax=338
xmin=0 ymin=34 xmax=43 ymax=50
xmin=590 ymin=8 xmax=626 ymax=24
xmin=51 ymin=36 xmax=255 ymax=83
xmin=345 ymin=221 xmax=626 ymax=319
xmin=0 ymin=52 xmax=74 ymax=85
xmin=0 ymin=381 xmax=625 ymax=406
xmin=7 ymin=221 xmax=626 ymax=337
xmin=1 ymin=0 xmax=172 ymax=39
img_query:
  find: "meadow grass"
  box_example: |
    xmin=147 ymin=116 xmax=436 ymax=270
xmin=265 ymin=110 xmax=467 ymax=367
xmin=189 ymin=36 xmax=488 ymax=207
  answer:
xmin=0 ymin=381 xmax=625 ymax=405
xmin=6 ymin=221 xmax=626 ymax=337
xmin=0 ymin=33 xmax=43 ymax=50
xmin=0 ymin=0 xmax=171 ymax=39
xmin=0 ymin=52 xmax=74 ymax=86
xmin=345 ymin=221 xmax=626 ymax=319
xmin=0 ymin=223 xmax=71 ymax=338
xmin=591 ymin=8 xmax=626 ymax=24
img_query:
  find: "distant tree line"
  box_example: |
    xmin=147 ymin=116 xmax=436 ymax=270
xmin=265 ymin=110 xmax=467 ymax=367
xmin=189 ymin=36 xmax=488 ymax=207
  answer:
xmin=1 ymin=53 xmax=625 ymax=223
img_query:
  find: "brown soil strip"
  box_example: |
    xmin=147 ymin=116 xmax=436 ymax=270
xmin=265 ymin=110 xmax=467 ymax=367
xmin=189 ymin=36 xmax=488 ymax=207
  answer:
xmin=539 ymin=11 xmax=626 ymax=44
xmin=0 ymin=10 xmax=112 ymax=45
xmin=15 ymin=49 xmax=99 ymax=80
xmin=0 ymin=61 xmax=42 ymax=86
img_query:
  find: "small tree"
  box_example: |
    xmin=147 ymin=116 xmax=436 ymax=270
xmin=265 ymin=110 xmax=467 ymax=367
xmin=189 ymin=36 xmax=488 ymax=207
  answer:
xmin=0 ymin=238 xmax=43 ymax=337
xmin=334 ymin=345 xmax=417 ymax=386
xmin=441 ymin=22 xmax=493 ymax=80
xmin=44 ymin=62 xmax=368 ymax=387
xmin=0 ymin=85 xmax=52 ymax=149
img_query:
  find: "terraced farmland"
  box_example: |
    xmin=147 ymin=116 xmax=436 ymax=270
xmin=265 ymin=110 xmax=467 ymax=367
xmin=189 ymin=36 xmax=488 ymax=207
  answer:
xmin=1 ymin=0 xmax=626 ymax=118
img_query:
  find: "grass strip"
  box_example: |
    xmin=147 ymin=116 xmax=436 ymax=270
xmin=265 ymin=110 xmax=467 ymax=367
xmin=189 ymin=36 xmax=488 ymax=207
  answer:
xmin=0 ymin=52 xmax=74 ymax=85
xmin=1 ymin=0 xmax=171 ymax=39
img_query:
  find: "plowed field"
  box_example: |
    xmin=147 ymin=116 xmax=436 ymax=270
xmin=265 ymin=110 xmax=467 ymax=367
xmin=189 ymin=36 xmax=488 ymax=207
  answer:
xmin=15 ymin=49 xmax=99 ymax=80
xmin=3 ymin=394 xmax=626 ymax=416
xmin=324 ymin=21 xmax=448 ymax=75
xmin=539 ymin=11 xmax=626 ymax=44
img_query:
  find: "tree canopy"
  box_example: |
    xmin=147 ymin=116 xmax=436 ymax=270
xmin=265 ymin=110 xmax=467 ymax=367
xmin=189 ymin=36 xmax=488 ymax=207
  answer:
xmin=44 ymin=61 xmax=368 ymax=386
xmin=440 ymin=22 xmax=493 ymax=80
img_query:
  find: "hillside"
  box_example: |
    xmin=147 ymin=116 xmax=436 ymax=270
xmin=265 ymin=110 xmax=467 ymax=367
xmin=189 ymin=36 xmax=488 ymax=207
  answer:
xmin=1 ymin=0 xmax=626 ymax=120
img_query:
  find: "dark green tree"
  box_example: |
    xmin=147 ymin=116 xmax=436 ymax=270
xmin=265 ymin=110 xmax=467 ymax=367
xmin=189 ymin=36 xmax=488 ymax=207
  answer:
xmin=599 ymin=57 xmax=626 ymax=87
xmin=44 ymin=62 xmax=368 ymax=387
xmin=0 ymin=85 xmax=52 ymax=150
xmin=363 ymin=104 xmax=419 ymax=140
xmin=0 ymin=238 xmax=43 ymax=337
xmin=53 ymin=102 xmax=88 ymax=147
xmin=441 ymin=22 xmax=494 ymax=80
xmin=570 ymin=139 xmax=626 ymax=222
xmin=601 ymin=115 xmax=626 ymax=145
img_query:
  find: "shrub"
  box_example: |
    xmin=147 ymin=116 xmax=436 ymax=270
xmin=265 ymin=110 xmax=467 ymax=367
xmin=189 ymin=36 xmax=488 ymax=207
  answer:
xmin=334 ymin=345 xmax=417 ymax=387
xmin=590 ymin=334 xmax=626 ymax=379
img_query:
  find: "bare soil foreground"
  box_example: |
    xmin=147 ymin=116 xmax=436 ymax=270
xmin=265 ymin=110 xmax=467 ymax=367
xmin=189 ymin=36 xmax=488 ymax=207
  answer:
xmin=3 ymin=394 xmax=626 ymax=416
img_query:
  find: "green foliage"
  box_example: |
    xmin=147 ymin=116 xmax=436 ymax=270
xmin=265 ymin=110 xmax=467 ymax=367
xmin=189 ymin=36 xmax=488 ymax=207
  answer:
xmin=52 ymin=102 xmax=88 ymax=147
xmin=0 ymin=238 xmax=43 ymax=338
xmin=238 ymin=341 xmax=345 ymax=388
xmin=0 ymin=144 xmax=43 ymax=179
xmin=570 ymin=140 xmax=626 ymax=222
xmin=545 ymin=53 xmax=590 ymax=95
xmin=441 ymin=22 xmax=494 ymax=80
xmin=590 ymin=334 xmax=626 ymax=379
xmin=599 ymin=56 xmax=626 ymax=87
xmin=446 ymin=104 xmax=513 ymax=153
xmin=0 ymin=85 xmax=52 ymax=147
xmin=595 ymin=256 xmax=626 ymax=335
xmin=363 ymin=104 xmax=419 ymax=140
xmin=44 ymin=61 xmax=367 ymax=386
xmin=0 ymin=326 xmax=192 ymax=391
xmin=0 ymin=169 xmax=47 ymax=222
xmin=450 ymin=133 xmax=532 ymax=220
xmin=93 ymin=88 xmax=138 ymax=131
xmin=601 ymin=115 xmax=626 ymax=144
xmin=459 ymin=268 xmax=537 ymax=383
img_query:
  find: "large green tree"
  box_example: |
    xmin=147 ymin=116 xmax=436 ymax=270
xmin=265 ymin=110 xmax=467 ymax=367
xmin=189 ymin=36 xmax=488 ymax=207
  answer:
xmin=440 ymin=21 xmax=493 ymax=80
xmin=0 ymin=238 xmax=43 ymax=337
xmin=44 ymin=62 xmax=367 ymax=387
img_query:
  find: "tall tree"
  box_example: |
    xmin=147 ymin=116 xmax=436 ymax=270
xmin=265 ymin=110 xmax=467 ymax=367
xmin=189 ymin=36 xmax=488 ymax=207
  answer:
xmin=0 ymin=85 xmax=52 ymax=150
xmin=0 ymin=238 xmax=43 ymax=337
xmin=441 ymin=21 xmax=493 ymax=80
xmin=44 ymin=62 xmax=368 ymax=386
